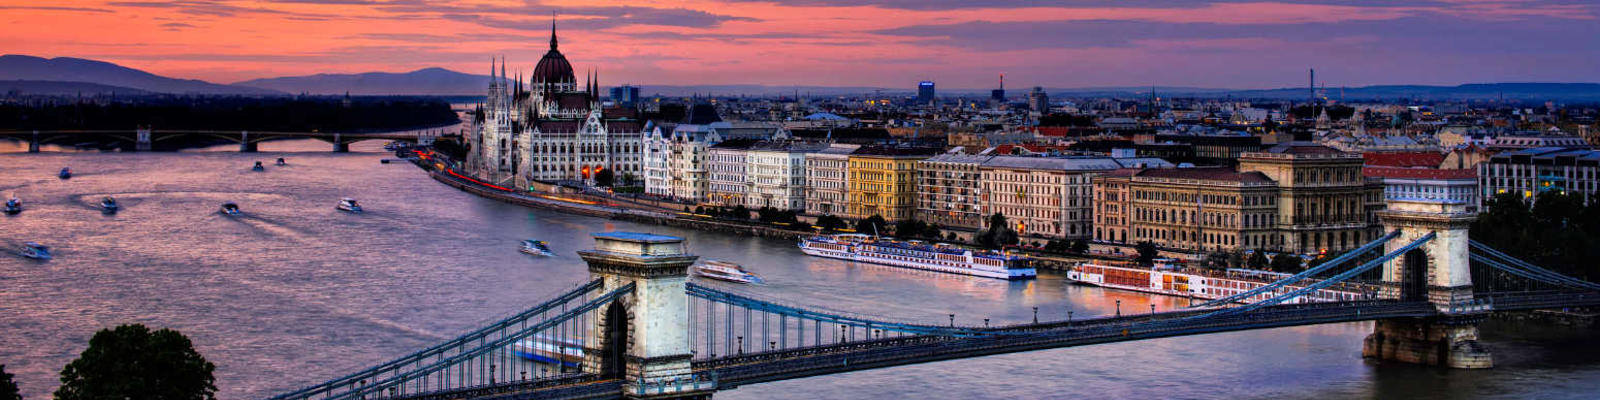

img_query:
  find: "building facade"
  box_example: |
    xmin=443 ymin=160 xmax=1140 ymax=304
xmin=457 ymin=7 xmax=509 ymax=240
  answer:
xmin=805 ymin=144 xmax=860 ymax=216
xmin=1478 ymin=147 xmax=1600 ymax=206
xmin=915 ymin=151 xmax=991 ymax=229
xmin=846 ymin=146 xmax=942 ymax=221
xmin=707 ymin=139 xmax=758 ymax=207
xmin=1238 ymin=143 xmax=1376 ymax=254
xmin=745 ymin=141 xmax=828 ymax=210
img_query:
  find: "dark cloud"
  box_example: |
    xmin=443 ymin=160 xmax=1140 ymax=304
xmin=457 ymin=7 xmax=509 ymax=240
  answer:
xmin=161 ymin=22 xmax=196 ymax=28
xmin=714 ymin=0 xmax=1596 ymax=11
xmin=375 ymin=2 xmax=757 ymax=30
xmin=0 ymin=5 xmax=114 ymax=13
xmin=106 ymin=0 xmax=338 ymax=18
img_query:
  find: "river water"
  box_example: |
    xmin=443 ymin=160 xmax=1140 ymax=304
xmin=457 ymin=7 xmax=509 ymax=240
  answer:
xmin=1 ymin=140 xmax=1597 ymax=400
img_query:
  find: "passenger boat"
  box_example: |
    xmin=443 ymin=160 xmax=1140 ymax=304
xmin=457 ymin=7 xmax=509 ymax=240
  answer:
xmin=693 ymin=260 xmax=763 ymax=284
xmin=219 ymin=202 xmax=242 ymax=216
xmin=100 ymin=196 xmax=119 ymax=213
xmin=20 ymin=242 xmax=51 ymax=260
xmin=4 ymin=198 xmax=22 ymax=215
xmin=252 ymin=161 xmax=266 ymax=172
xmin=511 ymin=335 xmax=584 ymax=367
xmin=58 ymin=167 xmax=71 ymax=180
xmin=520 ymin=240 xmax=554 ymax=256
xmin=336 ymin=198 xmax=363 ymax=213
xmin=798 ymin=234 xmax=1037 ymax=280
xmin=1065 ymin=260 xmax=1372 ymax=304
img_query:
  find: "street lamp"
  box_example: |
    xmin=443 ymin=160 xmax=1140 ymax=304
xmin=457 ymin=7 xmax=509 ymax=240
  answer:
xmin=1115 ymin=300 xmax=1121 ymax=317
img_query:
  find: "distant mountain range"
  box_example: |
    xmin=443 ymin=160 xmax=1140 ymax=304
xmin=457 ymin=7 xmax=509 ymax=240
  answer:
xmin=0 ymin=55 xmax=279 ymax=95
xmin=234 ymin=68 xmax=491 ymax=96
xmin=2 ymin=54 xmax=1597 ymax=100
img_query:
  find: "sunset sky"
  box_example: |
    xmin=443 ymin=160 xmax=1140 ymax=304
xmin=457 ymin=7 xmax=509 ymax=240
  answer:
xmin=2 ymin=0 xmax=1597 ymax=89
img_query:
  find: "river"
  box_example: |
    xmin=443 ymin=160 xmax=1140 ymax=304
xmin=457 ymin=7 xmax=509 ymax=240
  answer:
xmin=1 ymin=140 xmax=1597 ymax=400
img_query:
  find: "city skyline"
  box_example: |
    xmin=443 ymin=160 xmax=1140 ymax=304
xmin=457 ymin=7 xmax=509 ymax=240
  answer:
xmin=3 ymin=0 xmax=1598 ymax=89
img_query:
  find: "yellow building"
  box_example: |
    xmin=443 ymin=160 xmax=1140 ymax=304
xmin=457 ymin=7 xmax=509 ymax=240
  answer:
xmin=846 ymin=146 xmax=941 ymax=221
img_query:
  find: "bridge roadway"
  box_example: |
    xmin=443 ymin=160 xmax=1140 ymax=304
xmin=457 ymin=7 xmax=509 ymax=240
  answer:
xmin=347 ymin=291 xmax=1599 ymax=400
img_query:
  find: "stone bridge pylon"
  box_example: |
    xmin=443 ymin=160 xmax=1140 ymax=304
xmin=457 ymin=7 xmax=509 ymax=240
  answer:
xmin=1364 ymin=199 xmax=1492 ymax=368
xmin=578 ymin=232 xmax=715 ymax=399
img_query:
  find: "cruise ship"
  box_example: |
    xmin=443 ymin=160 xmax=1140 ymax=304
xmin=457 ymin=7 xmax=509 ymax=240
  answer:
xmin=798 ymin=234 xmax=1036 ymax=280
xmin=1066 ymin=260 xmax=1373 ymax=304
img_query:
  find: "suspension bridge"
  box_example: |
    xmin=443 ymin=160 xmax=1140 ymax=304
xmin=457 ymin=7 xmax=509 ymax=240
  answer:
xmin=266 ymin=198 xmax=1600 ymax=399
xmin=0 ymin=128 xmax=458 ymax=152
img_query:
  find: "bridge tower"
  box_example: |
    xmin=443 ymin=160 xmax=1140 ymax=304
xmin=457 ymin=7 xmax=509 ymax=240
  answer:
xmin=1363 ymin=199 xmax=1492 ymax=368
xmin=240 ymin=131 xmax=258 ymax=152
xmin=29 ymin=130 xmax=39 ymax=153
xmin=578 ymin=232 xmax=714 ymax=399
xmin=136 ymin=126 xmax=152 ymax=151
xmin=332 ymin=133 xmax=349 ymax=152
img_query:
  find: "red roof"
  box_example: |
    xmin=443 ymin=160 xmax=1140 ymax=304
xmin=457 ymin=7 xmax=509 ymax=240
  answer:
xmin=1363 ymin=151 xmax=1445 ymax=168
xmin=1363 ymin=166 xmax=1475 ymax=180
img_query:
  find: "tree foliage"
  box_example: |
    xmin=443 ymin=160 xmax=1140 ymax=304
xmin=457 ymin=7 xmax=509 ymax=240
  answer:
xmin=593 ymin=168 xmax=615 ymax=187
xmin=1 ymin=364 xmax=19 ymax=400
xmin=1269 ymin=253 xmax=1304 ymax=273
xmin=1134 ymin=241 xmax=1159 ymax=266
xmin=55 ymin=324 xmax=216 ymax=400
xmin=855 ymin=215 xmax=888 ymax=235
xmin=814 ymin=215 xmax=848 ymax=232
xmin=1472 ymin=191 xmax=1600 ymax=280
xmin=756 ymin=207 xmax=799 ymax=225
xmin=1247 ymin=250 xmax=1270 ymax=270
xmin=973 ymin=213 xmax=1019 ymax=248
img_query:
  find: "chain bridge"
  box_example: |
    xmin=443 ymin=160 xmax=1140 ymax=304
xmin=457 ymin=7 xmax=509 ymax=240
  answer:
xmin=266 ymin=198 xmax=1600 ymax=399
xmin=0 ymin=128 xmax=456 ymax=152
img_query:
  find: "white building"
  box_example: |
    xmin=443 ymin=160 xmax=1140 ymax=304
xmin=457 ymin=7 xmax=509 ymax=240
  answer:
xmin=707 ymin=139 xmax=759 ymax=207
xmin=640 ymin=105 xmax=781 ymax=203
xmin=745 ymin=141 xmax=828 ymax=210
xmin=1365 ymin=167 xmax=1478 ymax=212
xmin=804 ymin=144 xmax=861 ymax=216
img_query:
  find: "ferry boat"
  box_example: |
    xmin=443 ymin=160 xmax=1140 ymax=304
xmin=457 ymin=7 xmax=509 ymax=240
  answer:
xmin=252 ymin=161 xmax=266 ymax=172
xmin=4 ymin=198 xmax=21 ymax=215
xmin=100 ymin=196 xmax=119 ymax=213
xmin=520 ymin=240 xmax=554 ymax=256
xmin=219 ymin=202 xmax=242 ymax=216
xmin=1065 ymin=260 xmax=1372 ymax=304
xmin=58 ymin=167 xmax=72 ymax=180
xmin=693 ymin=260 xmax=763 ymax=284
xmin=20 ymin=242 xmax=51 ymax=260
xmin=336 ymin=198 xmax=363 ymax=213
xmin=511 ymin=335 xmax=584 ymax=367
xmin=798 ymin=234 xmax=1037 ymax=280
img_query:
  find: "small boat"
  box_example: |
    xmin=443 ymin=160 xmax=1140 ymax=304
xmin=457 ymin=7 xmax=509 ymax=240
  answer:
xmin=511 ymin=335 xmax=584 ymax=367
xmin=275 ymin=158 xmax=287 ymax=166
xmin=58 ymin=167 xmax=72 ymax=180
xmin=336 ymin=198 xmax=363 ymax=213
xmin=20 ymin=242 xmax=51 ymax=260
xmin=4 ymin=198 xmax=21 ymax=215
xmin=101 ymin=196 xmax=119 ymax=213
xmin=220 ymin=202 xmax=242 ymax=216
xmin=252 ymin=161 xmax=265 ymax=172
xmin=520 ymin=240 xmax=554 ymax=256
xmin=694 ymin=260 xmax=763 ymax=284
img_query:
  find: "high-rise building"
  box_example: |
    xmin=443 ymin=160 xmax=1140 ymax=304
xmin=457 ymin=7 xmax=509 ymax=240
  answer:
xmin=609 ymin=85 xmax=639 ymax=107
xmin=1028 ymin=86 xmax=1049 ymax=113
xmin=917 ymin=81 xmax=935 ymax=105
xmin=990 ymin=73 xmax=1005 ymax=102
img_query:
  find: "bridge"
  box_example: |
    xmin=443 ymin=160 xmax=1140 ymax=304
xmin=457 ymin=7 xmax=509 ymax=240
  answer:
xmin=266 ymin=198 xmax=1600 ymax=399
xmin=0 ymin=127 xmax=459 ymax=152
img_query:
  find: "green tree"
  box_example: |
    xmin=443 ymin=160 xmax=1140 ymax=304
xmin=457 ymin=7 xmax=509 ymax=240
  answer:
xmin=974 ymin=213 xmax=1019 ymax=248
xmin=594 ymin=168 xmax=615 ymax=187
xmin=1069 ymin=239 xmax=1090 ymax=254
xmin=2 ymin=364 xmax=20 ymax=400
xmin=55 ymin=324 xmax=216 ymax=400
xmin=1202 ymin=250 xmax=1230 ymax=270
xmin=1134 ymin=241 xmax=1159 ymax=266
xmin=894 ymin=219 xmax=927 ymax=239
xmin=1247 ymin=250 xmax=1270 ymax=270
xmin=922 ymin=223 xmax=944 ymax=240
xmin=728 ymin=205 xmax=750 ymax=220
xmin=620 ymin=172 xmax=637 ymax=186
xmin=814 ymin=215 xmax=847 ymax=232
xmin=1269 ymin=254 xmax=1303 ymax=273
xmin=856 ymin=215 xmax=888 ymax=235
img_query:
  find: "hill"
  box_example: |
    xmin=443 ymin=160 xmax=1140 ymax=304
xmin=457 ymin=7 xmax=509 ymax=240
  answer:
xmin=0 ymin=55 xmax=279 ymax=95
xmin=234 ymin=68 xmax=490 ymax=96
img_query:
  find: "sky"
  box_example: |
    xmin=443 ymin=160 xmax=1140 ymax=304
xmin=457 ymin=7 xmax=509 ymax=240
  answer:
xmin=2 ymin=0 xmax=1598 ymax=89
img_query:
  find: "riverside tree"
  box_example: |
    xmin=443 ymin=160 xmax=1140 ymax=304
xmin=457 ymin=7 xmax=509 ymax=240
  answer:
xmin=973 ymin=213 xmax=1019 ymax=248
xmin=2 ymin=364 xmax=19 ymax=400
xmin=55 ymin=324 xmax=216 ymax=400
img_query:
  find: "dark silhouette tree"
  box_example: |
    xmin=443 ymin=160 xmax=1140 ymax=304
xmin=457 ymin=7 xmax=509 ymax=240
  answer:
xmin=1269 ymin=254 xmax=1304 ymax=273
xmin=973 ymin=213 xmax=1019 ymax=248
xmin=814 ymin=215 xmax=847 ymax=232
xmin=856 ymin=215 xmax=888 ymax=235
xmin=1247 ymin=250 xmax=1270 ymax=270
xmin=1069 ymin=239 xmax=1090 ymax=254
xmin=55 ymin=324 xmax=216 ymax=400
xmin=1134 ymin=241 xmax=1159 ymax=266
xmin=1 ymin=364 xmax=20 ymax=400
xmin=594 ymin=168 xmax=615 ymax=187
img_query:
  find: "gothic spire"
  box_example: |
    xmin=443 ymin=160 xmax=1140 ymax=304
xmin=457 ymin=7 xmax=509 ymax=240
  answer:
xmin=549 ymin=11 xmax=558 ymax=51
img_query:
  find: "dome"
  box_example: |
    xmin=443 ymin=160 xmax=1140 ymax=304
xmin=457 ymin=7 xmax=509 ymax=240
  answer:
xmin=532 ymin=21 xmax=575 ymax=85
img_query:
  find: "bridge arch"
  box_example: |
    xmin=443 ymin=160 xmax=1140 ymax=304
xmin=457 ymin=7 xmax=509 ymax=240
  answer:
xmin=597 ymin=298 xmax=633 ymax=379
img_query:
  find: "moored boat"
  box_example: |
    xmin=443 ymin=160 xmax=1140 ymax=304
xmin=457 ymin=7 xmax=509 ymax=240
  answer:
xmin=798 ymin=234 xmax=1036 ymax=280
xmin=693 ymin=260 xmax=763 ymax=284
xmin=101 ymin=196 xmax=119 ymax=213
xmin=520 ymin=239 xmax=554 ymax=256
xmin=4 ymin=197 xmax=22 ymax=215
xmin=1065 ymin=260 xmax=1373 ymax=304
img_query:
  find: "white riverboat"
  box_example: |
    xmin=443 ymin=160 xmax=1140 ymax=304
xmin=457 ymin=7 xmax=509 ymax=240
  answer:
xmin=798 ymin=234 xmax=1036 ymax=280
xmin=336 ymin=198 xmax=363 ymax=213
xmin=693 ymin=260 xmax=763 ymax=284
xmin=20 ymin=242 xmax=52 ymax=260
xmin=520 ymin=239 xmax=555 ymax=256
xmin=1065 ymin=260 xmax=1373 ymax=304
xmin=511 ymin=335 xmax=584 ymax=367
